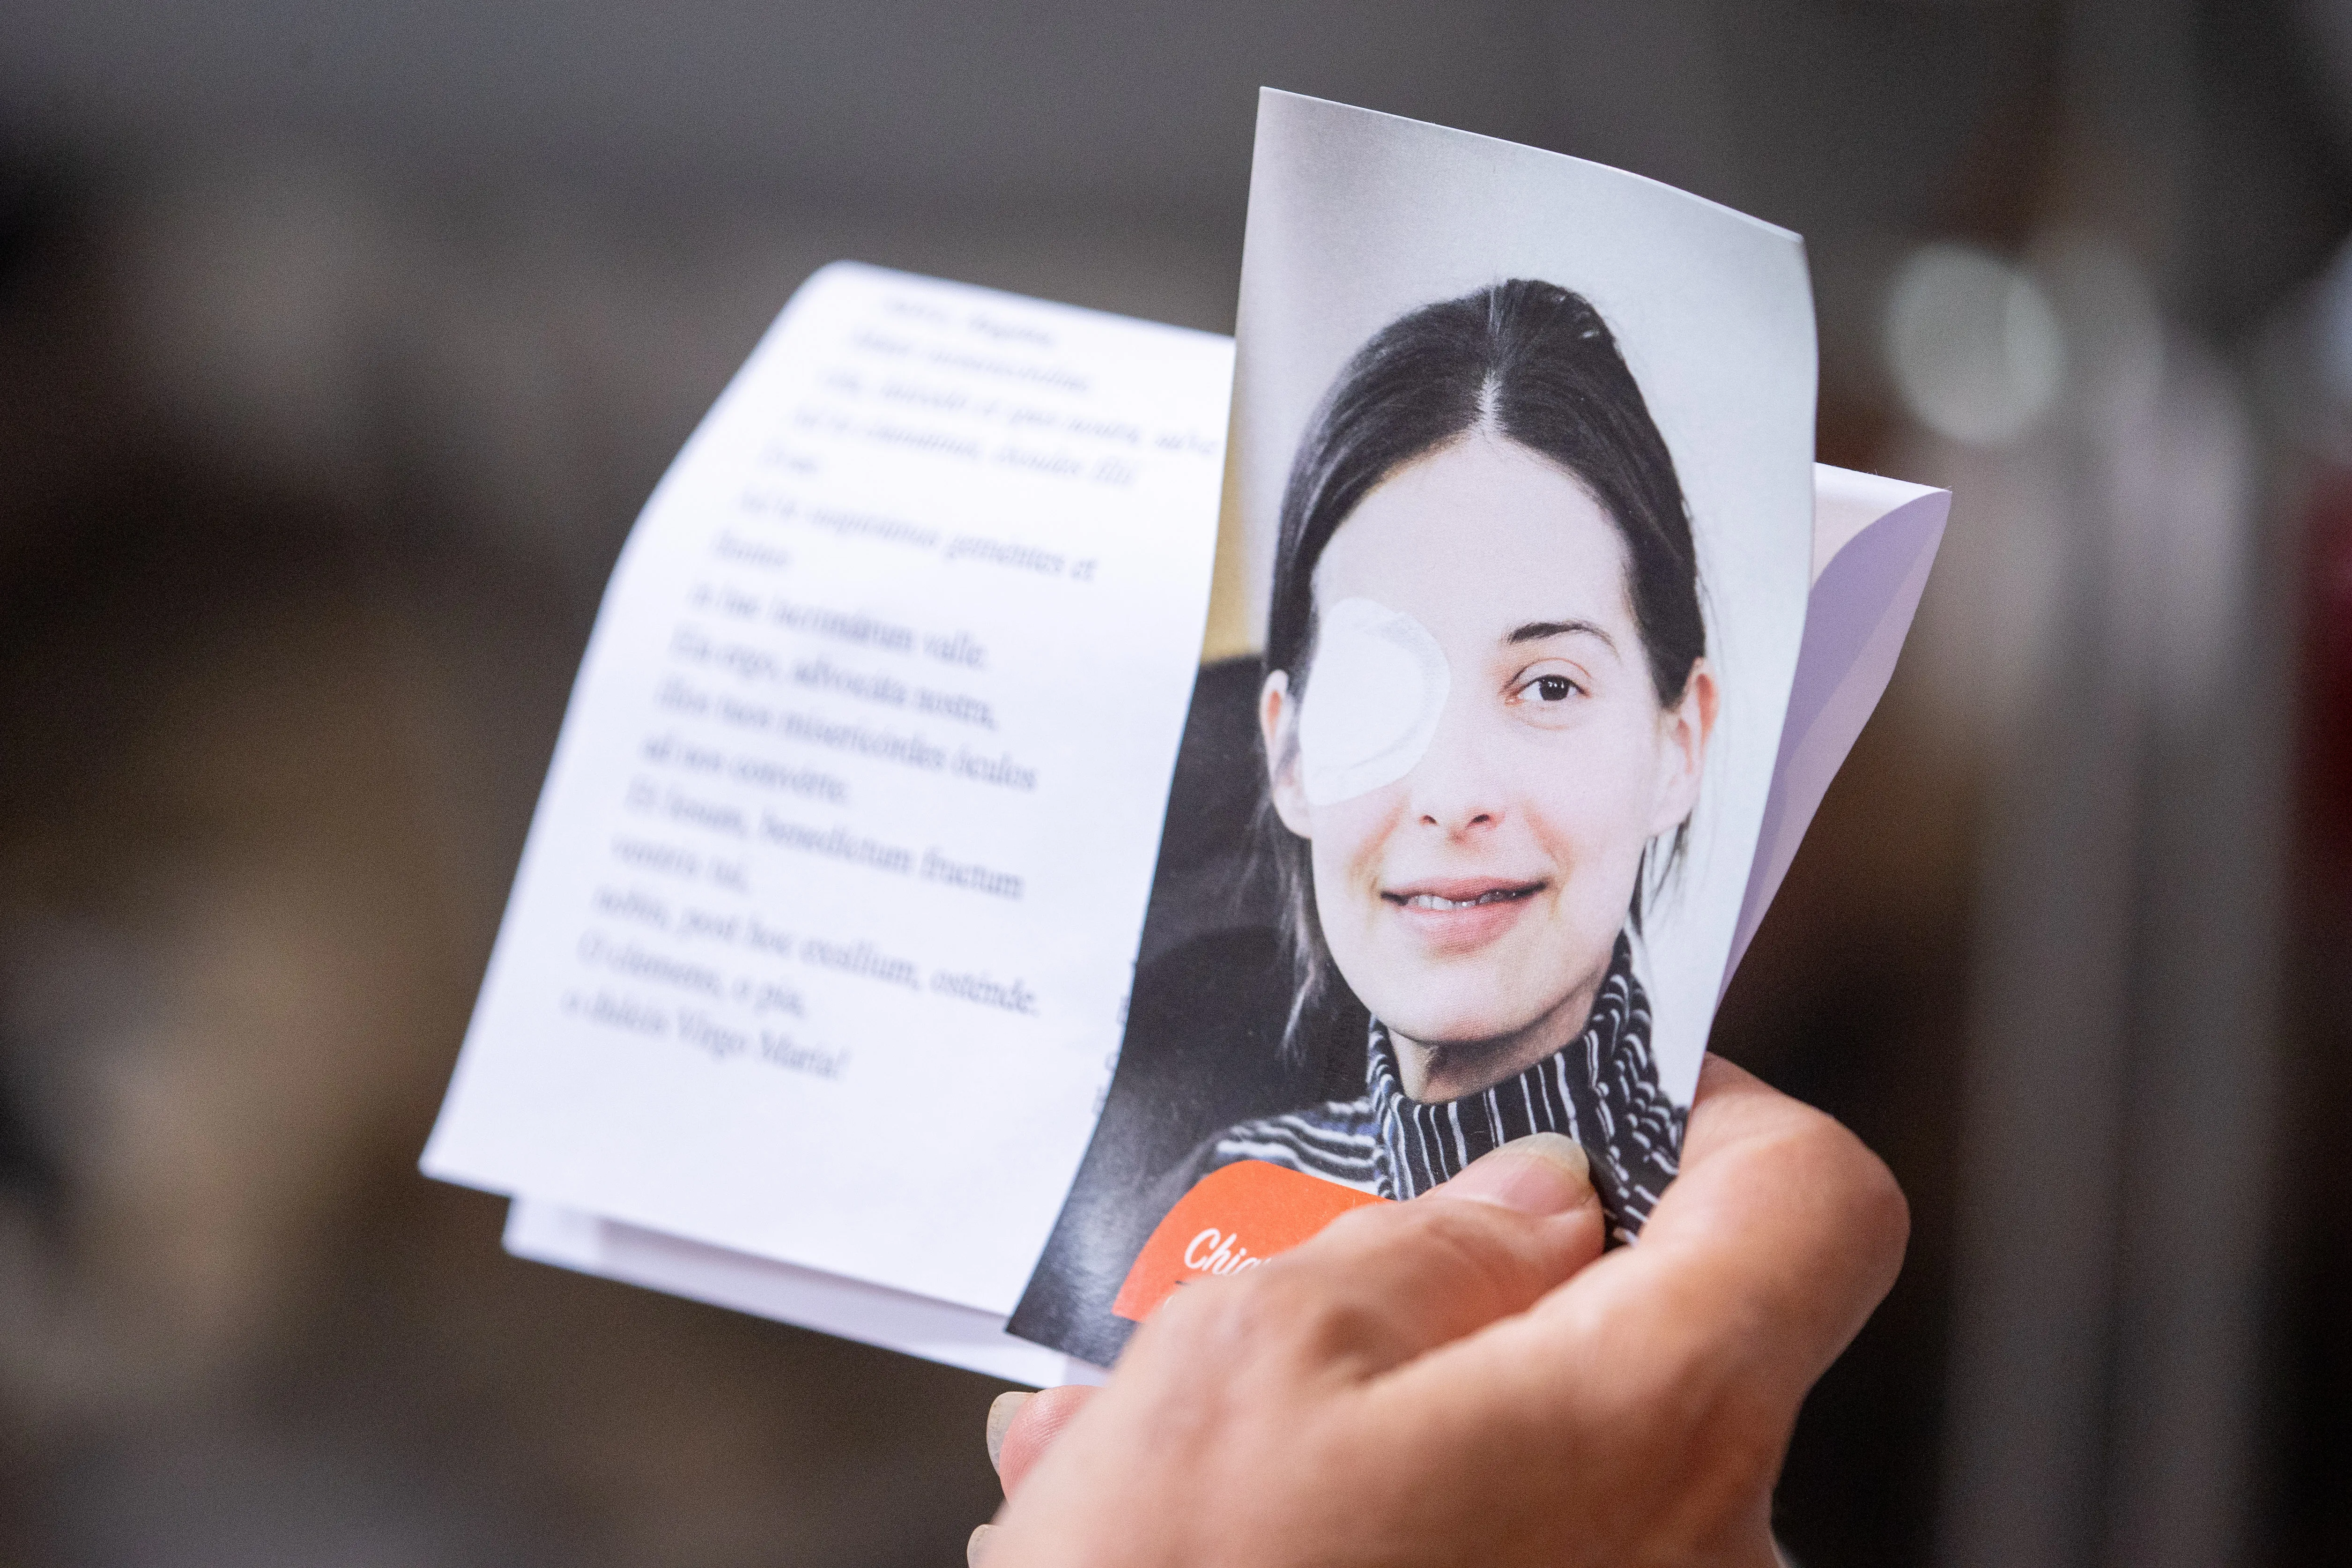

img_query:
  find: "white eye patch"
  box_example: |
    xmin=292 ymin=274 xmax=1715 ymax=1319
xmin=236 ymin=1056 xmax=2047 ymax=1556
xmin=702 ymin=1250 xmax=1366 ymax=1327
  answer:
xmin=1295 ymin=597 xmax=1452 ymax=806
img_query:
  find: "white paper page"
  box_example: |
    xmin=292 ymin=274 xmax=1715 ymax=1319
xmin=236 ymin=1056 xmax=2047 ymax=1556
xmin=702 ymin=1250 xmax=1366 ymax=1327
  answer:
xmin=503 ymin=1198 xmax=1108 ymax=1388
xmin=422 ymin=262 xmax=1233 ymax=1314
xmin=505 ymin=463 xmax=1947 ymax=1385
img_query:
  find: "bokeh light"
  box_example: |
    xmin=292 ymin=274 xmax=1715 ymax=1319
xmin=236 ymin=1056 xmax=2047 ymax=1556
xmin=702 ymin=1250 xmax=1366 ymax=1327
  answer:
xmin=1884 ymin=241 xmax=2066 ymax=447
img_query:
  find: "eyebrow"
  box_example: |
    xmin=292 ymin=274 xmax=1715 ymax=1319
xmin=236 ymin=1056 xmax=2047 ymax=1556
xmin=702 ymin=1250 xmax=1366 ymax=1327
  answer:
xmin=1506 ymin=619 xmax=1618 ymax=653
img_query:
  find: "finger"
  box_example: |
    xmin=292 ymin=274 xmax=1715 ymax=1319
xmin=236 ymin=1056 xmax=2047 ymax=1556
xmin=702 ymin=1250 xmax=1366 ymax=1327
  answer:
xmin=993 ymin=1384 xmax=1098 ymax=1494
xmin=1141 ymin=1133 xmax=1605 ymax=1384
xmin=1393 ymin=1055 xmax=1907 ymax=1446
xmin=1617 ymin=1054 xmax=1909 ymax=1400
xmin=1338 ymin=1059 xmax=1901 ymax=1560
xmin=1427 ymin=1130 xmax=1595 ymax=1214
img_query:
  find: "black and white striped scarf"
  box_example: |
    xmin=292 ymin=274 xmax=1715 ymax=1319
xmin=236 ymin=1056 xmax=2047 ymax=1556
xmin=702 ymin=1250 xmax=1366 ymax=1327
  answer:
xmin=1198 ymin=934 xmax=1684 ymax=1243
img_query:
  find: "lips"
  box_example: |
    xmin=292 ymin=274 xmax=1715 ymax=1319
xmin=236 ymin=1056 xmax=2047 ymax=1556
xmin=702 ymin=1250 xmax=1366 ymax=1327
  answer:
xmin=1381 ymin=877 xmax=1546 ymax=949
xmin=1398 ymin=887 xmax=1533 ymax=910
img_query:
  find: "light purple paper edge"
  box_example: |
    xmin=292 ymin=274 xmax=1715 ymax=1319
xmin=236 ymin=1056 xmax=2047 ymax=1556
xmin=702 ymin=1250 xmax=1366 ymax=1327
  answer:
xmin=1719 ymin=489 xmax=1952 ymax=998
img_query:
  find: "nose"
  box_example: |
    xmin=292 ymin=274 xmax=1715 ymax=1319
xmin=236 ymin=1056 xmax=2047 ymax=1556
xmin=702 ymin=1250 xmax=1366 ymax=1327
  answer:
xmin=1404 ymin=697 xmax=1506 ymax=837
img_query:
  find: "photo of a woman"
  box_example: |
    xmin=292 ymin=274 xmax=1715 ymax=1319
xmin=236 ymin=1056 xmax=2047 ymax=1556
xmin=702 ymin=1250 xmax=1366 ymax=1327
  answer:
xmin=1007 ymin=93 xmax=1817 ymax=1367
xmin=1177 ymin=279 xmax=1715 ymax=1241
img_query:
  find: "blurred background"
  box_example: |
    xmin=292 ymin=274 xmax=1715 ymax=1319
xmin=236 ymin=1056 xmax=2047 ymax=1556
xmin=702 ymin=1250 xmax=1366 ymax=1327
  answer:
xmin=0 ymin=1 xmax=2345 ymax=1563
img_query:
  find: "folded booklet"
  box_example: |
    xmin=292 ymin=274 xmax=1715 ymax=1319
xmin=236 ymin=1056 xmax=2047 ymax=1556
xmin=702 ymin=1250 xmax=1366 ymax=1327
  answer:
xmin=424 ymin=91 xmax=1948 ymax=1385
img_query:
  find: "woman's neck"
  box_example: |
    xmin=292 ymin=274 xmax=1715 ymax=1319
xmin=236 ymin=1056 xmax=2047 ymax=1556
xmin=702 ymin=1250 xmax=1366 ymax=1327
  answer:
xmin=1390 ymin=973 xmax=1604 ymax=1104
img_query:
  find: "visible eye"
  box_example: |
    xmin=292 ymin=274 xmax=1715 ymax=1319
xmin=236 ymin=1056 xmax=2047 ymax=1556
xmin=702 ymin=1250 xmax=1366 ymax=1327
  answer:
xmin=1513 ymin=670 xmax=1587 ymax=705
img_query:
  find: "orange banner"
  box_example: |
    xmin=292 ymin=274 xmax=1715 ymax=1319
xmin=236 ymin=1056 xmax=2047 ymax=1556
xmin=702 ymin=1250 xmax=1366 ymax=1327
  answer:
xmin=1111 ymin=1160 xmax=1389 ymax=1323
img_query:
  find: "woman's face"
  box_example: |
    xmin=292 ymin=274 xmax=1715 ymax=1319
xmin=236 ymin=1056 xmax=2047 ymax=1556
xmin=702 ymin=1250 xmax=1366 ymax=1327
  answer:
xmin=1262 ymin=433 xmax=1715 ymax=1100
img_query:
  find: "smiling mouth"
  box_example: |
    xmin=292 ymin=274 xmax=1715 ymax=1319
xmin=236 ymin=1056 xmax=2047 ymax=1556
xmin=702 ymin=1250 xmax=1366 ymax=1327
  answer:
xmin=1384 ymin=883 xmax=1544 ymax=911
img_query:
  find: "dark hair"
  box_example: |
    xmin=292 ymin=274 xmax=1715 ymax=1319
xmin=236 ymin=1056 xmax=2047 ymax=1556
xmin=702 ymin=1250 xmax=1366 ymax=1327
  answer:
xmin=1261 ymin=278 xmax=1706 ymax=1046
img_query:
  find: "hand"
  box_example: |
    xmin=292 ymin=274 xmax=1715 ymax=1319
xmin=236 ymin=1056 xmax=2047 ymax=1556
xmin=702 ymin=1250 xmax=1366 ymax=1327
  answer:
xmin=969 ymin=1055 xmax=1907 ymax=1567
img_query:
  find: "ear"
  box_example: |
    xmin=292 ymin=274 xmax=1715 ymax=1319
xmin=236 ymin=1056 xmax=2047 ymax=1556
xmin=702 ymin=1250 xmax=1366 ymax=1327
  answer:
xmin=1261 ymin=669 xmax=1315 ymax=838
xmin=1646 ymin=660 xmax=1718 ymax=839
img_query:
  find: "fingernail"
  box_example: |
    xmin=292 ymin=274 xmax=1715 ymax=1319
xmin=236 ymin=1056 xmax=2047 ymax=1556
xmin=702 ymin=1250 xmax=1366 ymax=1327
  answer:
xmin=968 ymin=1523 xmax=994 ymax=1564
xmin=1439 ymin=1132 xmax=1593 ymax=1214
xmin=986 ymin=1391 xmax=1029 ymax=1473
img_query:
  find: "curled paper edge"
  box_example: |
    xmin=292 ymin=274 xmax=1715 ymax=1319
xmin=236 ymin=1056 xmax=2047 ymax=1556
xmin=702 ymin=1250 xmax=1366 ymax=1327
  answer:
xmin=1718 ymin=464 xmax=1951 ymax=999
